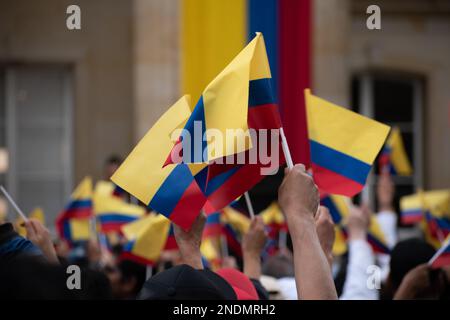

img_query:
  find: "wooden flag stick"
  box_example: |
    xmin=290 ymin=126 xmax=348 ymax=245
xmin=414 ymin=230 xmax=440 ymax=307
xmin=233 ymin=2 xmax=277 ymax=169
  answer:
xmin=0 ymin=185 xmax=28 ymax=222
xmin=244 ymin=192 xmax=255 ymax=219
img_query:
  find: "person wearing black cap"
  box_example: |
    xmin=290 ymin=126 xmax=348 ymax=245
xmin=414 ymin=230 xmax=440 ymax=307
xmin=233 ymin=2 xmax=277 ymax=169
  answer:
xmin=138 ymin=213 xmax=259 ymax=300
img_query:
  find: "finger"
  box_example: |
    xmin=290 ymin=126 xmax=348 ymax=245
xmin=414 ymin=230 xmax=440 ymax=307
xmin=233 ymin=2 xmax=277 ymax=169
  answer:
xmin=24 ymin=220 xmax=37 ymax=239
xmin=294 ymin=164 xmax=306 ymax=172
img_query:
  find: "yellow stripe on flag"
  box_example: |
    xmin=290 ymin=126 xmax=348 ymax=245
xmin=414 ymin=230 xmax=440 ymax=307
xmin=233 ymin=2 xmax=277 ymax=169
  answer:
xmin=121 ymin=214 xmax=170 ymax=263
xmin=111 ymin=96 xmax=194 ymax=204
xmin=305 ymin=89 xmax=390 ymax=164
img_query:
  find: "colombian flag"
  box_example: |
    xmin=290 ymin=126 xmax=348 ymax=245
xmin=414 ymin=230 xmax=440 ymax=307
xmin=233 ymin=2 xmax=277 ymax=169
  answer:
xmin=203 ymin=211 xmax=223 ymax=238
xmin=260 ymin=202 xmax=287 ymax=239
xmin=379 ymin=127 xmax=412 ymax=176
xmin=320 ymin=194 xmax=391 ymax=254
xmin=429 ymin=235 xmax=450 ymax=269
xmin=164 ymin=223 xmax=178 ymax=251
xmin=400 ymin=193 xmax=424 ymax=225
xmin=178 ymin=33 xmax=283 ymax=214
xmin=121 ymin=214 xmax=170 ymax=266
xmin=201 ymin=237 xmax=221 ymax=270
xmin=420 ymin=190 xmax=450 ymax=248
xmin=169 ymin=32 xmax=273 ymax=164
xmin=55 ymin=177 xmax=93 ymax=243
xmin=93 ymin=194 xmax=146 ymax=233
xmin=111 ymin=96 xmax=207 ymax=230
xmin=401 ymin=190 xmax=449 ymax=227
xmin=305 ymin=89 xmax=390 ymax=197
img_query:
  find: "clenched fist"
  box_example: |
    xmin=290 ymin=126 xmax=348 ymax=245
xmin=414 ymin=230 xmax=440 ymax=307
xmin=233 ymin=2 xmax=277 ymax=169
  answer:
xmin=278 ymin=164 xmax=319 ymax=224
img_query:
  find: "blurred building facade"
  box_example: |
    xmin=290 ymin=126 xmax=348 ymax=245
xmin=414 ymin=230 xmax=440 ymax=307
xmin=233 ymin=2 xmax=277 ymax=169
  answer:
xmin=0 ymin=0 xmax=449 ymax=224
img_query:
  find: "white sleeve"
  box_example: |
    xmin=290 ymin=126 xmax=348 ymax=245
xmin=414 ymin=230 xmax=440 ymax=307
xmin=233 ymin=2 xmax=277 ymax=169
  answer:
xmin=376 ymin=210 xmax=398 ymax=282
xmin=340 ymin=239 xmax=379 ymax=300
xmin=376 ymin=210 xmax=398 ymax=248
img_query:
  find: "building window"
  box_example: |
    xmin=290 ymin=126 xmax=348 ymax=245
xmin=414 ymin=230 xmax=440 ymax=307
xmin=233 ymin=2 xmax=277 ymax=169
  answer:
xmin=0 ymin=65 xmax=73 ymax=229
xmin=351 ymin=72 xmax=424 ymax=223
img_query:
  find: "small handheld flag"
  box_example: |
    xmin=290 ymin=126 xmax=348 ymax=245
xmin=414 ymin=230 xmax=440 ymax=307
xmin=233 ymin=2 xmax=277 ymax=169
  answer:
xmin=111 ymin=96 xmax=207 ymax=230
xmin=93 ymin=194 xmax=146 ymax=233
xmin=55 ymin=177 xmax=93 ymax=243
xmin=121 ymin=214 xmax=170 ymax=266
xmin=379 ymin=127 xmax=412 ymax=176
xmin=429 ymin=235 xmax=450 ymax=269
xmin=305 ymin=89 xmax=390 ymax=196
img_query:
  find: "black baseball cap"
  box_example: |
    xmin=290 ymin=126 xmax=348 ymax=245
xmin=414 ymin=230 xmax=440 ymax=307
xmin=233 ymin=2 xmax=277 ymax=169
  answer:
xmin=137 ymin=264 xmax=237 ymax=300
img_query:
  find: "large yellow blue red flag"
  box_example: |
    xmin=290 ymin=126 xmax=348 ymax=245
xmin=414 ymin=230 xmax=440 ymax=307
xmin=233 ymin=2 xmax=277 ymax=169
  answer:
xmin=121 ymin=214 xmax=170 ymax=266
xmin=305 ymin=89 xmax=390 ymax=197
xmin=111 ymin=96 xmax=207 ymax=230
xmin=55 ymin=177 xmax=93 ymax=243
xmin=379 ymin=127 xmax=412 ymax=176
xmin=93 ymin=194 xmax=145 ymax=233
xmin=168 ymin=32 xmax=273 ymax=164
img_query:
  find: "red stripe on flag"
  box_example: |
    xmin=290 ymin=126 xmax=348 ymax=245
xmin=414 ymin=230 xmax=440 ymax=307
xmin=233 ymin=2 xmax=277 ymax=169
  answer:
xmin=169 ymin=180 xmax=206 ymax=230
xmin=312 ymin=163 xmax=365 ymax=197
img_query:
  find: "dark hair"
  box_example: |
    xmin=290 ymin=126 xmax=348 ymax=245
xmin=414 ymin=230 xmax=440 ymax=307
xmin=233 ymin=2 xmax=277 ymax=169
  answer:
xmin=118 ymin=259 xmax=146 ymax=295
xmin=389 ymin=238 xmax=435 ymax=289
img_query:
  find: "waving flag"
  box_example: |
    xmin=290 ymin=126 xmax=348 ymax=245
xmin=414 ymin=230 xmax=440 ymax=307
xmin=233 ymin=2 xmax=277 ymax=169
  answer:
xmin=121 ymin=214 xmax=170 ymax=266
xmin=56 ymin=177 xmax=93 ymax=243
xmin=203 ymin=211 xmax=223 ymax=238
xmin=93 ymin=194 xmax=145 ymax=233
xmin=176 ymin=33 xmax=283 ymax=214
xmin=260 ymin=202 xmax=287 ymax=239
xmin=429 ymin=235 xmax=450 ymax=269
xmin=320 ymin=194 xmax=390 ymax=254
xmin=305 ymin=89 xmax=390 ymax=196
xmin=222 ymin=206 xmax=250 ymax=235
xmin=168 ymin=32 xmax=272 ymax=164
xmin=164 ymin=223 xmax=178 ymax=251
xmin=401 ymin=190 xmax=450 ymax=227
xmin=420 ymin=190 xmax=450 ymax=248
xmin=400 ymin=193 xmax=424 ymax=225
xmin=379 ymin=127 xmax=412 ymax=176
xmin=111 ymin=96 xmax=207 ymax=230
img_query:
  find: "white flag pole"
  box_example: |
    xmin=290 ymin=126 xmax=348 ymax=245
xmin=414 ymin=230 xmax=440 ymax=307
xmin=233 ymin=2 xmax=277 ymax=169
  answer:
xmin=428 ymin=236 xmax=450 ymax=266
xmin=146 ymin=266 xmax=153 ymax=280
xmin=0 ymin=185 xmax=28 ymax=222
xmin=279 ymin=230 xmax=287 ymax=249
xmin=280 ymin=127 xmax=294 ymax=169
xmin=220 ymin=234 xmax=228 ymax=258
xmin=244 ymin=192 xmax=255 ymax=219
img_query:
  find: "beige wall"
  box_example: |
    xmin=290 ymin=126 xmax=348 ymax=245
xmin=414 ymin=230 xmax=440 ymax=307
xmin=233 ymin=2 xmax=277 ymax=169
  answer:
xmin=349 ymin=2 xmax=450 ymax=188
xmin=313 ymin=0 xmax=450 ymax=188
xmin=133 ymin=0 xmax=180 ymax=141
xmin=0 ymin=0 xmax=134 ymax=183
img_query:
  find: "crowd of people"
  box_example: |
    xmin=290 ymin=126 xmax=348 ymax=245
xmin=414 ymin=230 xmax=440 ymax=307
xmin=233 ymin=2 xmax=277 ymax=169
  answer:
xmin=0 ymin=163 xmax=449 ymax=300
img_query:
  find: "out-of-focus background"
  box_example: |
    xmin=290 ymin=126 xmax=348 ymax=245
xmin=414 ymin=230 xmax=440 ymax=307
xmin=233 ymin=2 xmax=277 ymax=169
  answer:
xmin=0 ymin=0 xmax=449 ymax=230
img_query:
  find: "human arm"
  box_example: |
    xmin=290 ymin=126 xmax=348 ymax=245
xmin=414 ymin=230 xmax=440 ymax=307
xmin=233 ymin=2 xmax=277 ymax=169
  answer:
xmin=278 ymin=164 xmax=337 ymax=300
